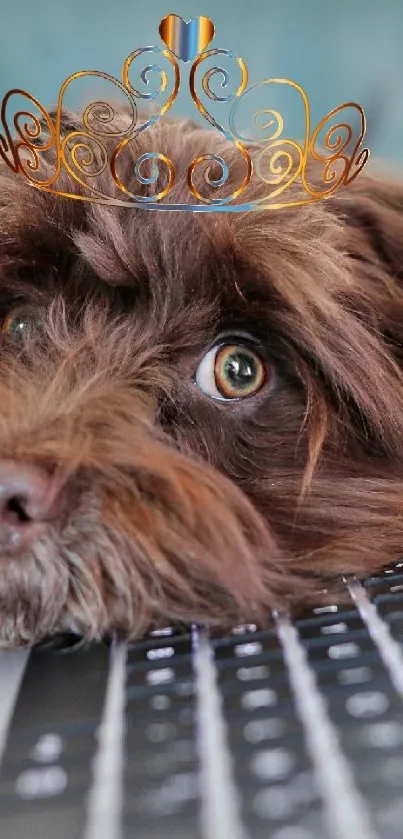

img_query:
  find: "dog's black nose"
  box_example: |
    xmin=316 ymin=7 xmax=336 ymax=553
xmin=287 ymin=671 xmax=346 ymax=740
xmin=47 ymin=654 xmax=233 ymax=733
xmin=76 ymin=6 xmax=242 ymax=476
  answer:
xmin=0 ymin=460 xmax=60 ymax=554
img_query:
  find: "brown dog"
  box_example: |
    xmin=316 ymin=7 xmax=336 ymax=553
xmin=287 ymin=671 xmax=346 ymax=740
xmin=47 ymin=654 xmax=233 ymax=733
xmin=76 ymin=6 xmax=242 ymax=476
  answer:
xmin=1 ymin=112 xmax=403 ymax=646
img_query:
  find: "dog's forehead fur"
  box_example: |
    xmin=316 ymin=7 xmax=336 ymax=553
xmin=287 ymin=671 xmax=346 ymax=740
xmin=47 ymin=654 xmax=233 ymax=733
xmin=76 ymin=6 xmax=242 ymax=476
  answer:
xmin=0 ymin=116 xmax=324 ymax=304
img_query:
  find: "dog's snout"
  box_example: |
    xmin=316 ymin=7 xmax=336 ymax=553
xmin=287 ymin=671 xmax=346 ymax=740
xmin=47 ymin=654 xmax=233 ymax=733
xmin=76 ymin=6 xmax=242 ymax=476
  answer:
xmin=0 ymin=460 xmax=61 ymax=554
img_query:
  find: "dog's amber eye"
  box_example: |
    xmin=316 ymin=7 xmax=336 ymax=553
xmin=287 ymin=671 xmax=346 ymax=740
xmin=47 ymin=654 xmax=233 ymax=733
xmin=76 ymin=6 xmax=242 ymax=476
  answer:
xmin=195 ymin=342 xmax=267 ymax=400
xmin=1 ymin=306 xmax=42 ymax=345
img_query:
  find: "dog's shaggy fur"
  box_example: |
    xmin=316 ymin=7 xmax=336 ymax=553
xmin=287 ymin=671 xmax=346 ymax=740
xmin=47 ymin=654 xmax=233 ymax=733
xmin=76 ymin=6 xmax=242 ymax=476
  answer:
xmin=1 ymin=112 xmax=403 ymax=646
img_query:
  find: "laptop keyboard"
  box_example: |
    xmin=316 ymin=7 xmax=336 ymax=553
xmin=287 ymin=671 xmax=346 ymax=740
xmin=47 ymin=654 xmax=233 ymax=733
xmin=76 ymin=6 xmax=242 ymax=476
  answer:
xmin=0 ymin=642 xmax=109 ymax=839
xmin=0 ymin=568 xmax=403 ymax=838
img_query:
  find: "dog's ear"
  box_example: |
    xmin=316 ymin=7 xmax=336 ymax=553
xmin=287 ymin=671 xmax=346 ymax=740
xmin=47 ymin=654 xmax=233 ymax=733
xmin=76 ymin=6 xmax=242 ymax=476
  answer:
xmin=317 ymin=173 xmax=403 ymax=455
xmin=334 ymin=172 xmax=403 ymax=287
xmin=332 ymin=172 xmax=403 ymax=371
xmin=323 ymin=172 xmax=403 ymax=348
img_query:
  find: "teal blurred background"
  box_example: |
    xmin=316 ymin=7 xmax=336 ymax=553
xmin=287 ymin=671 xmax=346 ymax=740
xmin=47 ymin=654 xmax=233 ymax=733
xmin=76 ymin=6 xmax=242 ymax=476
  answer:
xmin=0 ymin=0 xmax=403 ymax=168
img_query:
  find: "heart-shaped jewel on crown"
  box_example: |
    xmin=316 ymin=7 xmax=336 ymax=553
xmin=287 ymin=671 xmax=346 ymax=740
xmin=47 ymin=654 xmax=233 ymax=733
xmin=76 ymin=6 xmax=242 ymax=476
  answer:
xmin=159 ymin=14 xmax=215 ymax=62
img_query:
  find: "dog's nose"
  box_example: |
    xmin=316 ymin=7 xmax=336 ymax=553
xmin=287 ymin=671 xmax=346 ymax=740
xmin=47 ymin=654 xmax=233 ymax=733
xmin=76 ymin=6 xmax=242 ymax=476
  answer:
xmin=0 ymin=460 xmax=61 ymax=554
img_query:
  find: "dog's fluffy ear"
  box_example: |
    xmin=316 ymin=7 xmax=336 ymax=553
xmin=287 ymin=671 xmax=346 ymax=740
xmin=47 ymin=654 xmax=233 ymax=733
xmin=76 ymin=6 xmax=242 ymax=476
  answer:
xmin=335 ymin=172 xmax=403 ymax=286
xmin=318 ymin=173 xmax=403 ymax=456
xmin=332 ymin=172 xmax=403 ymax=363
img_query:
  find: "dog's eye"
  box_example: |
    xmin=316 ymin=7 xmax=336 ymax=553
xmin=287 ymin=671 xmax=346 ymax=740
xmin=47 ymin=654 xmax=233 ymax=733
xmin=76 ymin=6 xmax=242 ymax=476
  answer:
xmin=1 ymin=306 xmax=42 ymax=344
xmin=195 ymin=342 xmax=267 ymax=400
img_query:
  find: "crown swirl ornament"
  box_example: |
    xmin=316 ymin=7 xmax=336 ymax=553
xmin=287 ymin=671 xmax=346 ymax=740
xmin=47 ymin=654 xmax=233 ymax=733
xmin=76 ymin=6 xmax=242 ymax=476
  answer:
xmin=0 ymin=13 xmax=370 ymax=212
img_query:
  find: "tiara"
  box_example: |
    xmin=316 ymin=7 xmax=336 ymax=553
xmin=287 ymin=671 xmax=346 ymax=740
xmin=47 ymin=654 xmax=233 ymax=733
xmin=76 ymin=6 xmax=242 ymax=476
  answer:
xmin=0 ymin=13 xmax=369 ymax=213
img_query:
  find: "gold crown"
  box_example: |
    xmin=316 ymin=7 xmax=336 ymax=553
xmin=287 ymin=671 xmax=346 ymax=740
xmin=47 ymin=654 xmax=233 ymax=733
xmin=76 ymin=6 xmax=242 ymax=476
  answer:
xmin=0 ymin=13 xmax=369 ymax=212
